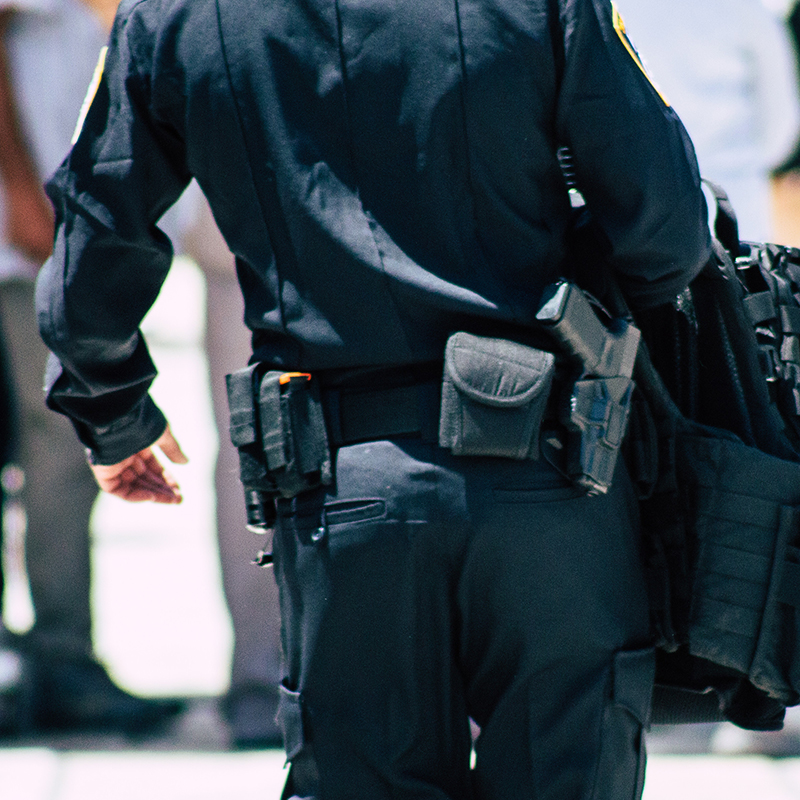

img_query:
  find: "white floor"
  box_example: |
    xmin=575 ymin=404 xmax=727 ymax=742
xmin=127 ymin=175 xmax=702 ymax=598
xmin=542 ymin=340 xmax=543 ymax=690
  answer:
xmin=2 ymin=748 xmax=800 ymax=800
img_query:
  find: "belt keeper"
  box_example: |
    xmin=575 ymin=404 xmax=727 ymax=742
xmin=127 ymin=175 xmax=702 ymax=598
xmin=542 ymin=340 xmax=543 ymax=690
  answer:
xmin=322 ymin=389 xmax=343 ymax=447
xmin=418 ymin=382 xmax=441 ymax=443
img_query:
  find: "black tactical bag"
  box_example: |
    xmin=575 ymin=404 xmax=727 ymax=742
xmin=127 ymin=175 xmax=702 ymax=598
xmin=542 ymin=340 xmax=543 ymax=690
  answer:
xmin=624 ymin=185 xmax=800 ymax=730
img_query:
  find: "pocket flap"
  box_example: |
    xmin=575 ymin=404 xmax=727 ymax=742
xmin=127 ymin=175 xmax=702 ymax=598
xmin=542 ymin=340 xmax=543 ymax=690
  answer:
xmin=276 ymin=682 xmax=305 ymax=761
xmin=613 ymin=647 xmax=656 ymax=726
xmin=444 ymin=332 xmax=555 ymax=408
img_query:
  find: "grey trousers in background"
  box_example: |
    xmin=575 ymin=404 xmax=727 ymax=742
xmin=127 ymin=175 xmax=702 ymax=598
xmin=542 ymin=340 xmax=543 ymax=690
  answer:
xmin=0 ymin=279 xmax=98 ymax=656
xmin=203 ymin=267 xmax=283 ymax=698
xmin=184 ymin=194 xmax=283 ymax=711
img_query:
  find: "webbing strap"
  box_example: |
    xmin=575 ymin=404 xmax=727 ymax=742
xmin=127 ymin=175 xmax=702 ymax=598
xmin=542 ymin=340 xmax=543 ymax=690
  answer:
xmin=705 ymin=179 xmax=740 ymax=254
xmin=779 ymin=559 xmax=800 ymax=608
xmin=259 ymin=373 xmax=286 ymax=471
xmin=781 ymin=304 xmax=800 ymax=335
xmin=324 ymin=382 xmax=440 ymax=447
xmin=226 ymin=365 xmax=260 ymax=448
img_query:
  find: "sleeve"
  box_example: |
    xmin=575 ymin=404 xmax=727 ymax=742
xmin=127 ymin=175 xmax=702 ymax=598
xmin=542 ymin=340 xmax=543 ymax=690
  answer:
xmin=35 ymin=0 xmax=191 ymax=464
xmin=557 ymin=0 xmax=712 ymax=309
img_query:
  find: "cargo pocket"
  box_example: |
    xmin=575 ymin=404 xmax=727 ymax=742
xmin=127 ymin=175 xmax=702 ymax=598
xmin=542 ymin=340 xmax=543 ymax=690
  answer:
xmin=592 ymin=647 xmax=655 ymax=800
xmin=277 ymin=682 xmax=305 ymax=762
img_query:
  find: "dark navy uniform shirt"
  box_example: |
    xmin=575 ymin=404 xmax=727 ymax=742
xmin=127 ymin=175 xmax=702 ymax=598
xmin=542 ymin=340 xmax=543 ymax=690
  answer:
xmin=36 ymin=0 xmax=711 ymax=463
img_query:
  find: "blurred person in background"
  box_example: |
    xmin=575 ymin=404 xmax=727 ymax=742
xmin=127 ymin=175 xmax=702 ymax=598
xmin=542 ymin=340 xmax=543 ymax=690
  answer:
xmin=0 ymin=1 xmax=281 ymax=745
xmin=0 ymin=0 xmax=182 ymax=736
xmin=0 ymin=325 xmax=16 ymax=736
xmin=182 ymin=195 xmax=283 ymax=749
xmin=616 ymin=0 xmax=800 ymax=244
xmin=768 ymin=0 xmax=800 ymax=246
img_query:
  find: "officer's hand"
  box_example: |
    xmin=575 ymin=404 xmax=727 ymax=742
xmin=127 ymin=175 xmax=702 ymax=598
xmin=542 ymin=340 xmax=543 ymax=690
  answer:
xmin=90 ymin=426 xmax=189 ymax=504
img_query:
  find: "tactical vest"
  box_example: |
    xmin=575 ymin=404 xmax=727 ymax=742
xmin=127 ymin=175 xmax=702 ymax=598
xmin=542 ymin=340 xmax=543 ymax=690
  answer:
xmin=629 ymin=184 xmax=800 ymax=731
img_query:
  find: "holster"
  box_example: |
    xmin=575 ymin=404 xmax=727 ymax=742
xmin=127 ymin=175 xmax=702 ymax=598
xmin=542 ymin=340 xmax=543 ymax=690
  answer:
xmin=438 ymin=282 xmax=639 ymax=497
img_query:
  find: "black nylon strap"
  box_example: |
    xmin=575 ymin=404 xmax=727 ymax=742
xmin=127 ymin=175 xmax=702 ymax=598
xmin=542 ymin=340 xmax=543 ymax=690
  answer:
xmin=778 ymin=546 xmax=800 ymax=609
xmin=743 ymin=292 xmax=776 ymax=326
xmin=323 ymin=381 xmax=440 ymax=447
xmin=704 ymin=179 xmax=740 ymax=255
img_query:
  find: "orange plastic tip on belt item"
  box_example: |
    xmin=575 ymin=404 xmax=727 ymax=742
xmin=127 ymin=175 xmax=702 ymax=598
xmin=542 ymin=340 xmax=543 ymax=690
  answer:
xmin=279 ymin=372 xmax=312 ymax=385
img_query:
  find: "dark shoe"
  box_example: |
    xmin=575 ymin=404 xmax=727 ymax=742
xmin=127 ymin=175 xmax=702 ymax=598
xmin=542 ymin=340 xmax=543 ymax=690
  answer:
xmin=27 ymin=653 xmax=185 ymax=735
xmin=222 ymin=684 xmax=282 ymax=750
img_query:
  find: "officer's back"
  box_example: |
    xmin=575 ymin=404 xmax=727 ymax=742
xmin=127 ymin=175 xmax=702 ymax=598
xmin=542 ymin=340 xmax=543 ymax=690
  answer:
xmin=83 ymin=0 xmax=710 ymax=377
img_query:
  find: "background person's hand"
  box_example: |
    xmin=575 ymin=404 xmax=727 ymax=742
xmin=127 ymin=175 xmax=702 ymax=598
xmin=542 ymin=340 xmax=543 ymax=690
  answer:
xmin=90 ymin=425 xmax=188 ymax=503
xmin=6 ymin=179 xmax=54 ymax=267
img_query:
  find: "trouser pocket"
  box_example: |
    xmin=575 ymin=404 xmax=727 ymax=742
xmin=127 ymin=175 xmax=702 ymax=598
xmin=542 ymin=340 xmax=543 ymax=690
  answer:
xmin=592 ymin=647 xmax=655 ymax=800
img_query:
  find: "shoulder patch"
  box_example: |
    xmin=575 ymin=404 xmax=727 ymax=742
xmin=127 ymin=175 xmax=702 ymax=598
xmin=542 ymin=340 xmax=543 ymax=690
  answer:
xmin=72 ymin=45 xmax=108 ymax=145
xmin=610 ymin=2 xmax=670 ymax=107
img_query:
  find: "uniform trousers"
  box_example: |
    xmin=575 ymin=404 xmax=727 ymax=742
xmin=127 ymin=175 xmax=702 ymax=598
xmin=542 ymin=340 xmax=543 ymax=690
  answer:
xmin=273 ymin=437 xmax=655 ymax=800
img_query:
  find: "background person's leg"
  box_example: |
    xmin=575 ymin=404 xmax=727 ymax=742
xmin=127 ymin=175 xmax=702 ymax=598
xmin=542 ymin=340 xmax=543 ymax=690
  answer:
xmin=0 ymin=279 xmax=182 ymax=734
xmin=203 ymin=265 xmax=284 ymax=748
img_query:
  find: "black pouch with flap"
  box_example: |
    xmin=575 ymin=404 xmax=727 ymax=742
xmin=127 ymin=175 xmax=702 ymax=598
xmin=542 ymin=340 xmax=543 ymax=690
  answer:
xmin=438 ymin=331 xmax=556 ymax=459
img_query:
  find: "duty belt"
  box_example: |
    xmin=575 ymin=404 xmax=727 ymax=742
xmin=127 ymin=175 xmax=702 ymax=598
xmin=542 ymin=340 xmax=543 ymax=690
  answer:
xmin=321 ymin=380 xmax=441 ymax=447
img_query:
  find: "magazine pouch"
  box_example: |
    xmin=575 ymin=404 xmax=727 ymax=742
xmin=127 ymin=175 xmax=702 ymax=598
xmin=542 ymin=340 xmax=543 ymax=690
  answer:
xmin=226 ymin=367 xmax=332 ymax=502
xmin=257 ymin=371 xmax=332 ymax=499
xmin=226 ymin=364 xmax=273 ymax=492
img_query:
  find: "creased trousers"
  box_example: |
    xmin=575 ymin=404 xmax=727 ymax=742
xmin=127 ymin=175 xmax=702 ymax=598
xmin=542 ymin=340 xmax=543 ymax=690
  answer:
xmin=273 ymin=438 xmax=654 ymax=800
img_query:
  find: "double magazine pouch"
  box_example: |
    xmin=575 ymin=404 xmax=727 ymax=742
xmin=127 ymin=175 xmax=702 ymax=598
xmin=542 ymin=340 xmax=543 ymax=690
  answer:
xmin=226 ymin=365 xmax=271 ymax=493
xmin=438 ymin=332 xmax=555 ymax=459
xmin=225 ymin=366 xmax=332 ymax=504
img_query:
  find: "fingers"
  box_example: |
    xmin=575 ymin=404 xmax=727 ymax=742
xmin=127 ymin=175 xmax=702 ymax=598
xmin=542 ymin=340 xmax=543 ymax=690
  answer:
xmin=155 ymin=425 xmax=189 ymax=465
xmin=88 ymin=424 xmax=189 ymax=504
xmin=126 ymin=452 xmax=183 ymax=503
xmin=91 ymin=448 xmax=183 ymax=504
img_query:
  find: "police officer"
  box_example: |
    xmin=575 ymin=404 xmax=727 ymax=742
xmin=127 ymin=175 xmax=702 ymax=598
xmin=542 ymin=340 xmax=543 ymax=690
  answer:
xmin=36 ymin=0 xmax=711 ymax=797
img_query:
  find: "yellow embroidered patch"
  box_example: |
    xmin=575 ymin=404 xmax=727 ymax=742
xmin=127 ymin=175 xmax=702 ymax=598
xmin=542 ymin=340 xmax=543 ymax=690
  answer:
xmin=610 ymin=2 xmax=670 ymax=107
xmin=72 ymin=45 xmax=108 ymax=145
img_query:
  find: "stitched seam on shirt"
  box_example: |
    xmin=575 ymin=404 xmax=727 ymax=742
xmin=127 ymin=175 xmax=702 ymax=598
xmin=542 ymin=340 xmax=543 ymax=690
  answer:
xmin=332 ymin=0 xmax=417 ymax=362
xmin=213 ymin=0 xmax=291 ymax=343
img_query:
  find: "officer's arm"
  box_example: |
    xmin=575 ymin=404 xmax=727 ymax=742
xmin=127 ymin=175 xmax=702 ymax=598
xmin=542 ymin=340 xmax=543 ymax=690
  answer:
xmin=36 ymin=1 xmax=191 ymax=469
xmin=557 ymin=0 xmax=712 ymax=309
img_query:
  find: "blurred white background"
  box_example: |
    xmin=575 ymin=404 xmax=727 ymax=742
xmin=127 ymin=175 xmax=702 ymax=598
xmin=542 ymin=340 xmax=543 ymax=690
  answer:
xmin=4 ymin=256 xmax=235 ymax=699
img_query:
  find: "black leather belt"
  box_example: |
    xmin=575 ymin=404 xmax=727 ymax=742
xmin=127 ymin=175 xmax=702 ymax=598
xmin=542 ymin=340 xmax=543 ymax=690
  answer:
xmin=322 ymin=380 xmax=441 ymax=447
